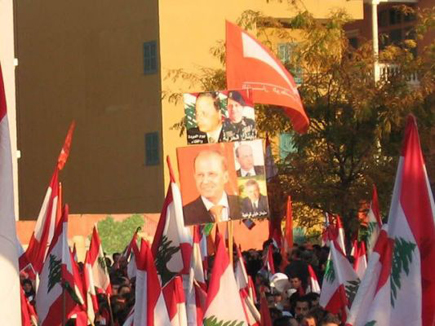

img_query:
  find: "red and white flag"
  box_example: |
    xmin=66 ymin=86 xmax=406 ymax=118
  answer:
xmin=0 ymin=63 xmax=21 ymax=325
xmin=336 ymin=215 xmax=346 ymax=256
xmin=85 ymin=226 xmax=112 ymax=294
xmin=163 ymin=276 xmax=188 ymax=326
xmin=134 ymin=239 xmax=170 ymax=326
xmin=282 ymin=195 xmax=293 ymax=264
xmin=125 ymin=230 xmax=139 ymax=280
xmin=352 ymin=241 xmax=367 ymax=280
xmin=235 ymin=245 xmax=260 ymax=326
xmin=226 ymin=21 xmax=309 ymax=133
xmin=36 ymin=205 xmax=86 ymax=326
xmin=346 ymin=228 xmax=393 ymax=326
xmin=319 ymin=239 xmax=359 ymax=322
xmin=382 ymin=116 xmax=435 ymax=325
xmin=83 ymin=226 xmax=112 ymax=321
xmin=152 ymin=157 xmax=192 ymax=285
xmin=307 ymin=264 xmax=321 ymax=294
xmin=186 ymin=226 xmax=206 ymax=326
xmin=203 ymin=233 xmax=248 ymax=325
xmin=21 ymin=121 xmax=75 ymax=274
xmin=366 ymin=185 xmax=382 ymax=255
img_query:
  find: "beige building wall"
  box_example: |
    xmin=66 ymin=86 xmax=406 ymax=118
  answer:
xmin=15 ymin=0 xmax=164 ymax=219
xmin=158 ymin=0 xmax=363 ymax=186
xmin=0 ymin=0 xmax=19 ymax=219
xmin=15 ymin=0 xmax=362 ymax=218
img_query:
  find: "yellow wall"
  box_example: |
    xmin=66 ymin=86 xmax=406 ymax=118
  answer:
xmin=15 ymin=0 xmax=164 ymax=218
xmin=158 ymin=0 xmax=363 ymax=186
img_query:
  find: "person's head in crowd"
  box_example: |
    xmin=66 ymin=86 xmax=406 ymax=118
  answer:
xmin=112 ymin=252 xmax=121 ymax=264
xmin=22 ymin=279 xmax=34 ymax=294
xmin=118 ymin=284 xmax=131 ymax=296
xmin=303 ymin=314 xmax=317 ymax=326
xmin=105 ymin=257 xmax=112 ymax=269
xmin=319 ymin=313 xmax=341 ymax=326
xmin=303 ymin=307 xmax=328 ymax=326
xmin=273 ymin=316 xmax=299 ymax=326
xmin=245 ymin=179 xmax=261 ymax=202
xmin=291 ymin=248 xmax=303 ymax=261
xmin=269 ymin=307 xmax=282 ymax=321
xmin=295 ymin=296 xmax=312 ymax=320
xmin=305 ymin=292 xmax=320 ymax=307
xmin=290 ymin=275 xmax=302 ymax=291
xmin=227 ymin=91 xmax=246 ymax=124
xmin=236 ymin=144 xmax=255 ymax=172
xmin=193 ymin=150 xmax=229 ymax=205
xmin=195 ymin=92 xmax=223 ymax=134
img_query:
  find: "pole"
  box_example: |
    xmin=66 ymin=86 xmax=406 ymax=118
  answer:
xmin=372 ymin=0 xmax=380 ymax=82
xmin=228 ymin=222 xmax=233 ymax=266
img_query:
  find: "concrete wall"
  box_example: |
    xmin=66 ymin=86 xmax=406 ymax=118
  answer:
xmin=15 ymin=0 xmax=164 ymax=219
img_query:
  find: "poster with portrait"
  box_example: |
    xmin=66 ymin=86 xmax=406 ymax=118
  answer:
xmin=177 ymin=140 xmax=268 ymax=226
xmin=184 ymin=89 xmax=257 ymax=145
xmin=233 ymin=140 xmax=269 ymax=219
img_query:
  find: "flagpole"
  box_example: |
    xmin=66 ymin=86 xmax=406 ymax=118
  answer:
xmin=107 ymin=293 xmax=114 ymax=325
xmin=62 ymin=280 xmax=66 ymax=326
xmin=228 ymin=221 xmax=234 ymax=266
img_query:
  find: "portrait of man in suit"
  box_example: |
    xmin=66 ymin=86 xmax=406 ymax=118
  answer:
xmin=186 ymin=92 xmax=232 ymax=144
xmin=183 ymin=150 xmax=242 ymax=225
xmin=241 ymin=179 xmax=269 ymax=218
xmin=235 ymin=143 xmax=265 ymax=177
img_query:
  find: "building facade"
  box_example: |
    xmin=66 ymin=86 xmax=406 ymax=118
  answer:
xmin=14 ymin=0 xmax=363 ymax=219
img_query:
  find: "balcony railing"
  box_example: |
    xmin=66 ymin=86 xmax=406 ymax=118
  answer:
xmin=377 ymin=63 xmax=420 ymax=86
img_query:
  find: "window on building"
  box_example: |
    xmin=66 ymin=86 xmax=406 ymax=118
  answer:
xmin=279 ymin=133 xmax=297 ymax=160
xmin=389 ymin=8 xmax=402 ymax=25
xmin=277 ymin=43 xmax=303 ymax=85
xmin=348 ymin=37 xmax=358 ymax=49
xmin=145 ymin=132 xmax=159 ymax=166
xmin=379 ymin=10 xmax=389 ymax=28
xmin=143 ymin=41 xmax=158 ymax=74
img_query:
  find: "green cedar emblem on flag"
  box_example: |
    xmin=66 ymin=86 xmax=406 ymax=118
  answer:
xmin=391 ymin=237 xmax=416 ymax=307
xmin=203 ymin=315 xmax=244 ymax=326
xmin=47 ymin=254 xmax=62 ymax=293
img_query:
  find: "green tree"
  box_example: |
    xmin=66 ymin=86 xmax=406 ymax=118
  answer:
xmin=96 ymin=214 xmax=145 ymax=255
xmin=165 ymin=8 xmax=434 ymax=238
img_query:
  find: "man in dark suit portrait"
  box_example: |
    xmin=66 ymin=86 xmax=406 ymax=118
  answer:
xmin=227 ymin=90 xmax=257 ymax=141
xmin=187 ymin=92 xmax=232 ymax=144
xmin=241 ymin=179 xmax=269 ymax=218
xmin=235 ymin=143 xmax=265 ymax=177
xmin=183 ymin=150 xmax=242 ymax=225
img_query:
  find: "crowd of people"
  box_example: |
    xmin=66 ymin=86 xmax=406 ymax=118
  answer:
xmin=20 ymin=238 xmax=346 ymax=326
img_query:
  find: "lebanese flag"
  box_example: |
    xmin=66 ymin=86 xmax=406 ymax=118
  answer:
xmin=366 ymin=185 xmax=382 ymax=255
xmin=163 ymin=276 xmax=188 ymax=326
xmin=85 ymin=226 xmax=112 ymax=294
xmin=384 ymin=115 xmax=435 ymax=326
xmin=226 ymin=21 xmax=309 ymax=133
xmin=282 ymin=196 xmax=293 ymax=263
xmin=352 ymin=241 xmax=367 ymax=280
xmin=22 ymin=121 xmax=75 ymax=274
xmin=22 ymin=170 xmax=59 ymax=274
xmin=203 ymin=233 xmax=248 ymax=325
xmin=319 ymin=239 xmax=359 ymax=321
xmin=235 ymin=245 xmax=260 ymax=325
xmin=259 ymin=293 xmax=272 ymax=326
xmin=336 ymin=215 xmax=346 ymax=256
xmin=36 ymin=205 xmax=86 ymax=326
xmin=0 ymin=63 xmax=21 ymax=325
xmin=83 ymin=226 xmax=111 ymax=321
xmin=125 ymin=230 xmax=139 ymax=280
xmin=346 ymin=228 xmax=393 ymax=326
xmin=264 ymin=244 xmax=276 ymax=275
xmin=307 ymin=264 xmax=321 ymax=294
xmin=186 ymin=226 xmax=206 ymax=326
xmin=152 ymin=157 xmax=192 ymax=284
xmin=21 ymin=287 xmax=38 ymax=326
xmin=134 ymin=239 xmax=170 ymax=326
